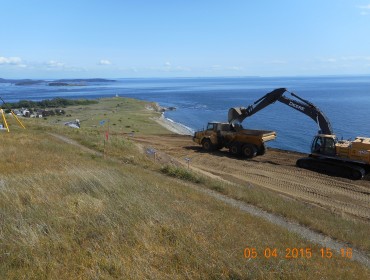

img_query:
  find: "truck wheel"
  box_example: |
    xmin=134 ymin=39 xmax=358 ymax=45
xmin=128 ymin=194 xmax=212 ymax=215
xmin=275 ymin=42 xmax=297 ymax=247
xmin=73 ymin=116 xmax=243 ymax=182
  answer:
xmin=215 ymin=144 xmax=223 ymax=150
xmin=242 ymin=144 xmax=257 ymax=158
xmin=229 ymin=143 xmax=240 ymax=156
xmin=202 ymin=139 xmax=214 ymax=151
xmin=257 ymin=144 xmax=266 ymax=156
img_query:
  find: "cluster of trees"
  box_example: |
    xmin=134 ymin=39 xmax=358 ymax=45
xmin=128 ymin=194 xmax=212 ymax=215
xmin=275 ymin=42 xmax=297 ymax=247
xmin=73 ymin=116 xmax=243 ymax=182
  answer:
xmin=2 ymin=98 xmax=98 ymax=109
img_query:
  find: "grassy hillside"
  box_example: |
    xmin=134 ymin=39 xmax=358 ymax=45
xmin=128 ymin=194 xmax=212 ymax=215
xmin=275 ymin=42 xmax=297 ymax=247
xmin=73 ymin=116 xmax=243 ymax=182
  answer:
xmin=0 ymin=99 xmax=369 ymax=279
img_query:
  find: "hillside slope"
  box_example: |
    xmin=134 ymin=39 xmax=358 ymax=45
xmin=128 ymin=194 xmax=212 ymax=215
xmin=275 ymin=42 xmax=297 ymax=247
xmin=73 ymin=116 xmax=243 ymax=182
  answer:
xmin=1 ymin=97 xmax=369 ymax=279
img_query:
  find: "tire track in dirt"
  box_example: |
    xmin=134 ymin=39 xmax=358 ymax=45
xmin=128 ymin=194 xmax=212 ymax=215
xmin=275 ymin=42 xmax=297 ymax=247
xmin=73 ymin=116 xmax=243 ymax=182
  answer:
xmin=196 ymin=156 xmax=370 ymax=219
xmin=134 ymin=134 xmax=370 ymax=220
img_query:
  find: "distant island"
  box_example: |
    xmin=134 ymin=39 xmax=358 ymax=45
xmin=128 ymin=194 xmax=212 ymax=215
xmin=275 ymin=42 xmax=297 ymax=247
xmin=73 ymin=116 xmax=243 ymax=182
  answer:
xmin=48 ymin=82 xmax=86 ymax=86
xmin=0 ymin=78 xmax=116 ymax=86
xmin=0 ymin=79 xmax=44 ymax=86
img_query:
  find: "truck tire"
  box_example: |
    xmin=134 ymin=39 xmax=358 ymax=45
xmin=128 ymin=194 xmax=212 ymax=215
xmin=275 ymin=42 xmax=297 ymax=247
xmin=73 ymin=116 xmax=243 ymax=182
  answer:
xmin=202 ymin=139 xmax=214 ymax=152
xmin=242 ymin=144 xmax=257 ymax=158
xmin=257 ymin=143 xmax=266 ymax=156
xmin=229 ymin=142 xmax=241 ymax=156
xmin=215 ymin=144 xmax=224 ymax=150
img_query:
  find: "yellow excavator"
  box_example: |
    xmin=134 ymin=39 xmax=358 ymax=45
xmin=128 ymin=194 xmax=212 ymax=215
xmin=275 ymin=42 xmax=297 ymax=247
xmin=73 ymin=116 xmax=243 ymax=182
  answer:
xmin=228 ymin=88 xmax=370 ymax=180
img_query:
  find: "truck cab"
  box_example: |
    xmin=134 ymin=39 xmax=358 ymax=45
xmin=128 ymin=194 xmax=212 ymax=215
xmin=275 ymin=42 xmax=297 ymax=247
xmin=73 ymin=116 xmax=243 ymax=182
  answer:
xmin=193 ymin=122 xmax=225 ymax=149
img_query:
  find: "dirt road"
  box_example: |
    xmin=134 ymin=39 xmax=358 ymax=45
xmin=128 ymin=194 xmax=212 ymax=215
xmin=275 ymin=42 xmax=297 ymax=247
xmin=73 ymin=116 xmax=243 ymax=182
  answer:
xmin=135 ymin=134 xmax=370 ymax=220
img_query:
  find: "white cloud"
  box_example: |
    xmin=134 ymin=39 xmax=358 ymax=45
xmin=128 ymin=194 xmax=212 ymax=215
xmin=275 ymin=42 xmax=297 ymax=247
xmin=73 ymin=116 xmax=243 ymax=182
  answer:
xmin=0 ymin=56 xmax=25 ymax=67
xmin=340 ymin=56 xmax=370 ymax=61
xmin=46 ymin=60 xmax=65 ymax=68
xmin=315 ymin=55 xmax=370 ymax=72
xmin=322 ymin=58 xmax=337 ymax=63
xmin=160 ymin=62 xmax=191 ymax=72
xmin=210 ymin=65 xmax=222 ymax=70
xmin=163 ymin=62 xmax=171 ymax=70
xmin=0 ymin=56 xmax=21 ymax=64
xmin=358 ymin=4 xmax=370 ymax=9
xmin=318 ymin=56 xmax=370 ymax=63
xmin=43 ymin=60 xmax=86 ymax=72
xmin=99 ymin=59 xmax=111 ymax=65
xmin=357 ymin=4 xmax=370 ymax=15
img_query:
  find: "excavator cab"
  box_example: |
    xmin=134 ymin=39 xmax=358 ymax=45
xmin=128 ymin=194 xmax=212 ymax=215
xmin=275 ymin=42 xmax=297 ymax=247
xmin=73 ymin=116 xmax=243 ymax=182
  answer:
xmin=311 ymin=135 xmax=336 ymax=156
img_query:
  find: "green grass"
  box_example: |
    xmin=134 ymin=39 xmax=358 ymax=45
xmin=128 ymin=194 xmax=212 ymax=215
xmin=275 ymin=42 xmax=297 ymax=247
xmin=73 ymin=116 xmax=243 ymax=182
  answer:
xmin=28 ymin=97 xmax=171 ymax=135
xmin=160 ymin=165 xmax=205 ymax=184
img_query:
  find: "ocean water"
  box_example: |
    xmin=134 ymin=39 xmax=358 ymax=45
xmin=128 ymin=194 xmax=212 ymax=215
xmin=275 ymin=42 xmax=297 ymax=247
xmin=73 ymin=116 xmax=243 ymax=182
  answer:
xmin=1 ymin=76 xmax=370 ymax=153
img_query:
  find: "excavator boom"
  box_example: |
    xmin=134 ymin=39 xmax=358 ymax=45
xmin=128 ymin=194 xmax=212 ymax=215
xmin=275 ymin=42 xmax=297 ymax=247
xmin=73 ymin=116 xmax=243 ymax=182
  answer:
xmin=276 ymin=94 xmax=333 ymax=135
xmin=228 ymin=88 xmax=333 ymax=135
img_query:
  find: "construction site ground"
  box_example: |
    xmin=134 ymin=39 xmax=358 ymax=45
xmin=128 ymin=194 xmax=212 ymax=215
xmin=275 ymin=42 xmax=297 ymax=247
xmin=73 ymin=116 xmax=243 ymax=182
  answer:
xmin=134 ymin=134 xmax=370 ymax=221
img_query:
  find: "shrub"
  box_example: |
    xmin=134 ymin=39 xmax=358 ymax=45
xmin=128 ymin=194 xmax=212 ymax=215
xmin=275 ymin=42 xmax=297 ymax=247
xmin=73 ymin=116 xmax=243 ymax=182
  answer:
xmin=160 ymin=165 xmax=204 ymax=184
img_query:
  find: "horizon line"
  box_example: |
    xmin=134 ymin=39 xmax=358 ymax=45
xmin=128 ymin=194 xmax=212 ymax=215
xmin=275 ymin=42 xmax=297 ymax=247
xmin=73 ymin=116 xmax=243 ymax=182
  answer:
xmin=1 ymin=73 xmax=370 ymax=80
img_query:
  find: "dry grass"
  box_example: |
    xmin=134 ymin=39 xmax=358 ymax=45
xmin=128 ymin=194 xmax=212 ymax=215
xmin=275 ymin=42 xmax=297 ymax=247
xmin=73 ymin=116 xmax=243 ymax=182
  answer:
xmin=196 ymin=177 xmax=370 ymax=255
xmin=1 ymin=102 xmax=369 ymax=279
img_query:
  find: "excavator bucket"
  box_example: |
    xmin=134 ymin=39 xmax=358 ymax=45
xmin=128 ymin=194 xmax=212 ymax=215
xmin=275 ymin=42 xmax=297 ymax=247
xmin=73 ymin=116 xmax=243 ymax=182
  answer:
xmin=228 ymin=107 xmax=246 ymax=124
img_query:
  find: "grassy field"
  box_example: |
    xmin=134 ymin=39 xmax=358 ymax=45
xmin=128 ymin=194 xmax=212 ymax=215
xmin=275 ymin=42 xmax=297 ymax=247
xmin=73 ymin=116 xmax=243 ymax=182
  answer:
xmin=37 ymin=97 xmax=170 ymax=135
xmin=1 ymin=98 xmax=369 ymax=279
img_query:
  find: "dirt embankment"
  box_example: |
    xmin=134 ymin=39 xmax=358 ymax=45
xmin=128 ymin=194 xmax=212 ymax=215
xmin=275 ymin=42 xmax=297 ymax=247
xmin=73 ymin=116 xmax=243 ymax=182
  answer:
xmin=134 ymin=134 xmax=370 ymax=220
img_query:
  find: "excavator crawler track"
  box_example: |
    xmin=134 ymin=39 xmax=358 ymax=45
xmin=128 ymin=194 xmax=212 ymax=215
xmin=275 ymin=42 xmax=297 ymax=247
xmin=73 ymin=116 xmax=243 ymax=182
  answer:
xmin=296 ymin=157 xmax=366 ymax=180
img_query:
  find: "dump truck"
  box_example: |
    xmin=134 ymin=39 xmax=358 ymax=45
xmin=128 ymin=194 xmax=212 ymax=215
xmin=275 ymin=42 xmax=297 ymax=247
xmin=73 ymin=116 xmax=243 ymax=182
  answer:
xmin=228 ymin=88 xmax=370 ymax=180
xmin=193 ymin=122 xmax=276 ymax=158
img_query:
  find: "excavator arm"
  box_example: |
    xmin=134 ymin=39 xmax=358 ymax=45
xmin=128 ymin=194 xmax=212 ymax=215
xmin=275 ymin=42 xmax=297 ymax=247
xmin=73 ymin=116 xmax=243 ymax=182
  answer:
xmin=228 ymin=88 xmax=334 ymax=135
xmin=228 ymin=88 xmax=286 ymax=124
xmin=276 ymin=92 xmax=333 ymax=135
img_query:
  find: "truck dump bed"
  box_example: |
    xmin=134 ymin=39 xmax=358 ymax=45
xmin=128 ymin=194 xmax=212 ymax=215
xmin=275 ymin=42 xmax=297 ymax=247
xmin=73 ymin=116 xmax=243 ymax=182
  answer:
xmin=221 ymin=128 xmax=277 ymax=142
xmin=239 ymin=129 xmax=276 ymax=137
xmin=241 ymin=129 xmax=276 ymax=142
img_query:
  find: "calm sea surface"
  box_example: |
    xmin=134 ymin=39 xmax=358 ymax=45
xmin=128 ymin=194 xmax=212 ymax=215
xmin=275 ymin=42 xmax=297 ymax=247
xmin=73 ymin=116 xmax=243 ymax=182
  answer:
xmin=1 ymin=76 xmax=370 ymax=153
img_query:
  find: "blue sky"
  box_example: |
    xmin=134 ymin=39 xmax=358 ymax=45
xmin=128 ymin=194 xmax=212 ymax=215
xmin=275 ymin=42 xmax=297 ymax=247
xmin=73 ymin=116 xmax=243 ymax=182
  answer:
xmin=1 ymin=0 xmax=370 ymax=78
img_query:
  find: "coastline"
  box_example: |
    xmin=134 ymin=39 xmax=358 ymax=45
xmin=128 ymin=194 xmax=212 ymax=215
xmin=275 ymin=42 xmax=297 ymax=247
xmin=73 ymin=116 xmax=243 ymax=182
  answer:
xmin=154 ymin=113 xmax=194 ymax=135
xmin=148 ymin=102 xmax=194 ymax=135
